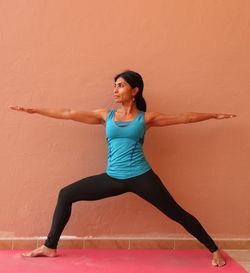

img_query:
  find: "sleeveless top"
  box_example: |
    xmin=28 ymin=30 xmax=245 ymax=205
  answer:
xmin=105 ymin=109 xmax=152 ymax=179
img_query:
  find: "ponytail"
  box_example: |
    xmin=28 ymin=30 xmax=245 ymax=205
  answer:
xmin=135 ymin=92 xmax=146 ymax=112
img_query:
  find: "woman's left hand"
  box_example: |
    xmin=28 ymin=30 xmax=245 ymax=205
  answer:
xmin=213 ymin=113 xmax=237 ymax=119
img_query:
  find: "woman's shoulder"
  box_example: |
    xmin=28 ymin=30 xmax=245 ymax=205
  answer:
xmin=92 ymin=108 xmax=113 ymax=123
xmin=143 ymin=111 xmax=156 ymax=123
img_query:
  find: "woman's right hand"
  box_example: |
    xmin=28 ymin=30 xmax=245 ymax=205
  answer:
xmin=8 ymin=105 xmax=35 ymax=114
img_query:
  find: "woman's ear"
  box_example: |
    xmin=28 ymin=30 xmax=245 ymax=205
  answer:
xmin=132 ymin=87 xmax=139 ymax=97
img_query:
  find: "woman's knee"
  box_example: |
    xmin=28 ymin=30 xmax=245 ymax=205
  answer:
xmin=58 ymin=186 xmax=72 ymax=202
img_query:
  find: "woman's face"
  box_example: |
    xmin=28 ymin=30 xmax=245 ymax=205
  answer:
xmin=113 ymin=77 xmax=138 ymax=103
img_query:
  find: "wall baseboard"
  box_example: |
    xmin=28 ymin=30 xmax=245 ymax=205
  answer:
xmin=0 ymin=237 xmax=249 ymax=250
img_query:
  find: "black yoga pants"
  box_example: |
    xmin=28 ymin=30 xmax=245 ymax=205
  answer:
xmin=44 ymin=169 xmax=218 ymax=253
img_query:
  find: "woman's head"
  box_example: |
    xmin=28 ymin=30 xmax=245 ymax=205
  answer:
xmin=113 ymin=70 xmax=147 ymax=112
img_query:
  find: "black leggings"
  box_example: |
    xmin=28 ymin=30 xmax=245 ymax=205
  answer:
xmin=44 ymin=169 xmax=218 ymax=253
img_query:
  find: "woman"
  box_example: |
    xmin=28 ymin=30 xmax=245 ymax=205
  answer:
xmin=9 ymin=70 xmax=236 ymax=266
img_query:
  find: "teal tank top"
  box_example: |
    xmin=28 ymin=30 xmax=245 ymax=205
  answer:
xmin=105 ymin=109 xmax=152 ymax=179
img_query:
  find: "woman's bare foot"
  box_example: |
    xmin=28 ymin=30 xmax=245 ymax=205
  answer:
xmin=212 ymin=249 xmax=226 ymax=266
xmin=22 ymin=244 xmax=57 ymax=257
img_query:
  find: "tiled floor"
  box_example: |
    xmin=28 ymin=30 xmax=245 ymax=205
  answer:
xmin=224 ymin=250 xmax=250 ymax=272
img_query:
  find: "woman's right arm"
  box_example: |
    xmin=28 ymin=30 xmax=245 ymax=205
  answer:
xmin=8 ymin=105 xmax=109 ymax=125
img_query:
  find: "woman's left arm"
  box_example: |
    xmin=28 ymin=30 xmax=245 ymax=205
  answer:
xmin=187 ymin=112 xmax=237 ymax=123
xmin=145 ymin=111 xmax=237 ymax=128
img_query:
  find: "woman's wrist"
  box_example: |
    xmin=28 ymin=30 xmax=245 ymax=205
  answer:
xmin=27 ymin=108 xmax=36 ymax=114
xmin=187 ymin=112 xmax=216 ymax=123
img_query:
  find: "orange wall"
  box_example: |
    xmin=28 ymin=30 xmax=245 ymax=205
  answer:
xmin=1 ymin=0 xmax=249 ymax=239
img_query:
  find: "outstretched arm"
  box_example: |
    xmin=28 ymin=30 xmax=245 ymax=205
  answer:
xmin=8 ymin=105 xmax=109 ymax=126
xmin=186 ymin=112 xmax=237 ymax=123
xmin=145 ymin=111 xmax=237 ymax=129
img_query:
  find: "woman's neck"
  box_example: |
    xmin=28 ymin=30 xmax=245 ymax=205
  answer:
xmin=117 ymin=102 xmax=138 ymax=116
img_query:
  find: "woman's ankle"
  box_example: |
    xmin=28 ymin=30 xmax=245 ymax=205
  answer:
xmin=43 ymin=244 xmax=56 ymax=251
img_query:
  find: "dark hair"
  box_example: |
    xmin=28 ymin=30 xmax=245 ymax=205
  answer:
xmin=114 ymin=70 xmax=147 ymax=112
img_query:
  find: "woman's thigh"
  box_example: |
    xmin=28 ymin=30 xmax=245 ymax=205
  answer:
xmin=59 ymin=173 xmax=127 ymax=203
xmin=128 ymin=170 xmax=188 ymax=219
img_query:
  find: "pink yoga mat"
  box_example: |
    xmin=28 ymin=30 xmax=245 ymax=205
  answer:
xmin=0 ymin=249 xmax=247 ymax=273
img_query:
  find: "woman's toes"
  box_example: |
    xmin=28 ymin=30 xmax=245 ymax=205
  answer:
xmin=22 ymin=252 xmax=31 ymax=257
xmin=21 ymin=249 xmax=53 ymax=257
xmin=212 ymin=260 xmax=217 ymax=266
xmin=22 ymin=251 xmax=39 ymax=257
xmin=219 ymin=261 xmax=226 ymax=266
xmin=212 ymin=258 xmax=226 ymax=267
